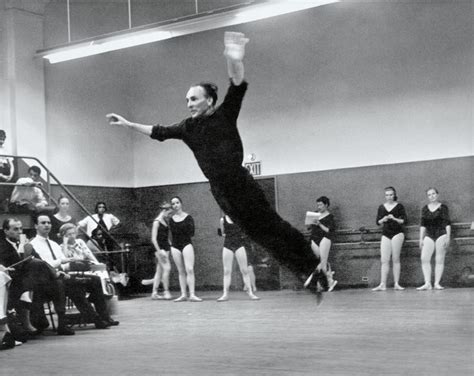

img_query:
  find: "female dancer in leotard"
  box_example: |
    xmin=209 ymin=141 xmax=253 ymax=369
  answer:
xmin=417 ymin=188 xmax=451 ymax=290
xmin=217 ymin=214 xmax=259 ymax=302
xmin=372 ymin=186 xmax=407 ymax=291
xmin=142 ymin=202 xmax=174 ymax=300
xmin=169 ymin=196 xmax=202 ymax=302
xmin=304 ymin=196 xmax=337 ymax=292
xmin=107 ymin=32 xmax=317 ymax=288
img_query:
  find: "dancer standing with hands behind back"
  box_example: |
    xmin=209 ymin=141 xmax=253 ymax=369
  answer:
xmin=372 ymin=187 xmax=407 ymax=291
xmin=417 ymin=188 xmax=451 ymax=290
xmin=169 ymin=197 xmax=201 ymax=302
xmin=107 ymin=32 xmax=317 ymax=291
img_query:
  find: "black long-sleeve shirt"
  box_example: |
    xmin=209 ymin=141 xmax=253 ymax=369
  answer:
xmin=150 ymin=80 xmax=247 ymax=181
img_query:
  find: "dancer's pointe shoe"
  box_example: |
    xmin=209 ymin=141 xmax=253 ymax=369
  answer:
xmin=416 ymin=283 xmax=432 ymax=291
xmin=248 ymin=293 xmax=260 ymax=300
xmin=303 ymin=272 xmax=315 ymax=288
xmin=173 ymin=295 xmax=187 ymax=302
xmin=434 ymin=284 xmax=445 ymax=290
xmin=163 ymin=291 xmax=173 ymax=300
xmin=328 ymin=280 xmax=338 ymax=292
xmin=141 ymin=278 xmax=154 ymax=286
xmin=188 ymin=295 xmax=203 ymax=302
xmin=372 ymin=284 xmax=386 ymax=291
xmin=217 ymin=294 xmax=229 ymax=302
xmin=393 ymin=284 xmax=405 ymax=290
xmin=151 ymin=292 xmax=164 ymax=300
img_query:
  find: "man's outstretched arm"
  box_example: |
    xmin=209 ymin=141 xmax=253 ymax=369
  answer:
xmin=224 ymin=32 xmax=249 ymax=86
xmin=106 ymin=113 xmax=154 ymax=136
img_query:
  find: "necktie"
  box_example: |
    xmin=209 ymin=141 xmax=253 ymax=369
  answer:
xmin=46 ymin=239 xmax=57 ymax=260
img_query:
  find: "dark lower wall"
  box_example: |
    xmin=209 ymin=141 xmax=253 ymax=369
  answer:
xmin=278 ymin=156 xmax=473 ymax=231
xmin=47 ymin=156 xmax=472 ymax=291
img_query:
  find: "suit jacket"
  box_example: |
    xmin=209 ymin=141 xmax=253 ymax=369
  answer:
xmin=0 ymin=237 xmax=23 ymax=274
xmin=0 ymin=238 xmax=57 ymax=288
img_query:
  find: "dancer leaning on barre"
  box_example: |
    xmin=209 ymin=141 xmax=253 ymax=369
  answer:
xmin=217 ymin=214 xmax=259 ymax=302
xmin=304 ymin=196 xmax=337 ymax=292
xmin=417 ymin=188 xmax=451 ymax=291
xmin=107 ymin=31 xmax=318 ymax=291
xmin=169 ymin=196 xmax=201 ymax=302
xmin=372 ymin=186 xmax=407 ymax=291
xmin=141 ymin=202 xmax=173 ymax=300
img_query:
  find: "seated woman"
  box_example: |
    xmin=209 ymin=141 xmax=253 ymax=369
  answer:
xmin=59 ymin=223 xmax=119 ymax=326
xmin=87 ymin=227 xmax=113 ymax=268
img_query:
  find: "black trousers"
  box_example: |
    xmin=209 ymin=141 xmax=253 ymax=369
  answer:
xmin=67 ymin=274 xmax=109 ymax=320
xmin=31 ymin=278 xmax=67 ymax=329
xmin=209 ymin=167 xmax=317 ymax=277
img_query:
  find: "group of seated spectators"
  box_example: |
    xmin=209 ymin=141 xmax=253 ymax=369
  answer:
xmin=0 ymin=210 xmax=120 ymax=350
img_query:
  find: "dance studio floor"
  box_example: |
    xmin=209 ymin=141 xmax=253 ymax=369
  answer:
xmin=2 ymin=288 xmax=473 ymax=375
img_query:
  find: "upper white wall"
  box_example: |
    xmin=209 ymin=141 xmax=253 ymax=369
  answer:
xmin=129 ymin=1 xmax=473 ymax=186
xmin=44 ymin=52 xmax=135 ymax=186
xmin=41 ymin=1 xmax=473 ymax=187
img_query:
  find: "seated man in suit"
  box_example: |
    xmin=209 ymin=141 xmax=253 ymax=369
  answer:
xmin=0 ymin=218 xmax=37 ymax=335
xmin=1 ymin=217 xmax=76 ymax=336
xmin=28 ymin=213 xmax=110 ymax=330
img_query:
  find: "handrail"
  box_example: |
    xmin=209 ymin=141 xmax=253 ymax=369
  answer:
xmin=0 ymin=154 xmax=126 ymax=253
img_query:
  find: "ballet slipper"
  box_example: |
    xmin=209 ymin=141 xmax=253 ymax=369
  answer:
xmin=188 ymin=295 xmax=203 ymax=302
xmin=303 ymin=272 xmax=315 ymax=288
xmin=163 ymin=291 xmax=173 ymax=300
xmin=393 ymin=284 xmax=405 ymax=290
xmin=248 ymin=293 xmax=260 ymax=300
xmin=434 ymin=284 xmax=444 ymax=290
xmin=416 ymin=283 xmax=432 ymax=291
xmin=372 ymin=284 xmax=386 ymax=291
xmin=217 ymin=294 xmax=229 ymax=302
xmin=173 ymin=295 xmax=187 ymax=302
xmin=328 ymin=280 xmax=338 ymax=292
xmin=151 ymin=292 xmax=164 ymax=300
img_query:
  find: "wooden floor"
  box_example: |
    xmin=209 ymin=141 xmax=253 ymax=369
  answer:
xmin=1 ymin=288 xmax=473 ymax=375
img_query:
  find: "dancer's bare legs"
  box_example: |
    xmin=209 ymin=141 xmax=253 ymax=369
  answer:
xmin=182 ymin=245 xmax=201 ymax=302
xmin=171 ymin=247 xmax=188 ymax=301
xmin=418 ymin=237 xmax=435 ymax=290
xmin=235 ymin=248 xmax=259 ymax=300
xmin=217 ymin=248 xmax=234 ymax=301
xmin=434 ymin=235 xmax=448 ymax=290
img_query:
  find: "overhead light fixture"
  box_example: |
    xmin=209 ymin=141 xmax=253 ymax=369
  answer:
xmin=37 ymin=0 xmax=339 ymax=64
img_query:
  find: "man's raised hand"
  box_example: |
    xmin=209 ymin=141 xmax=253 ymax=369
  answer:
xmin=224 ymin=32 xmax=249 ymax=62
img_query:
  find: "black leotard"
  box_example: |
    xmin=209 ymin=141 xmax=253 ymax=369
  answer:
xmin=376 ymin=203 xmax=407 ymax=239
xmin=223 ymin=216 xmax=248 ymax=252
xmin=310 ymin=214 xmax=335 ymax=246
xmin=169 ymin=215 xmax=194 ymax=251
xmin=155 ymin=219 xmax=171 ymax=251
xmin=421 ymin=204 xmax=450 ymax=240
xmin=151 ymin=81 xmax=316 ymax=276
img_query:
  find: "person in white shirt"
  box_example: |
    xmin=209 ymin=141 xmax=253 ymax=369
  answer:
xmin=78 ymin=201 xmax=121 ymax=271
xmin=78 ymin=201 xmax=120 ymax=238
xmin=9 ymin=166 xmax=49 ymax=213
xmin=29 ymin=214 xmax=110 ymax=330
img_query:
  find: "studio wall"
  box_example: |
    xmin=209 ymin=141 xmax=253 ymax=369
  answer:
xmin=39 ymin=1 xmax=472 ymax=187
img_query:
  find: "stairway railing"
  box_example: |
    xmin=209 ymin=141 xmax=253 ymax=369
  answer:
xmin=0 ymin=154 xmax=129 ymax=264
